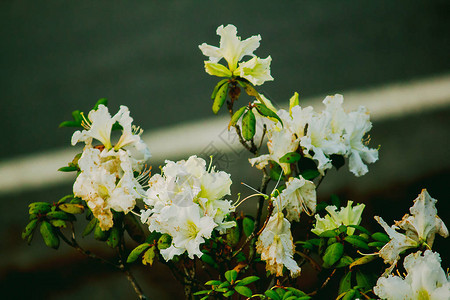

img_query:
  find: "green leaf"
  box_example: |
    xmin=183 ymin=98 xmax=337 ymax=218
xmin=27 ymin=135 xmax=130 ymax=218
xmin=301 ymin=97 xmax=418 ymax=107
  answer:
xmin=243 ymin=216 xmax=255 ymax=237
xmin=234 ymin=286 xmax=252 ymax=298
xmin=319 ymin=229 xmax=338 ymax=238
xmin=193 ymin=290 xmax=211 ymax=296
xmin=58 ymin=194 xmax=74 ymax=204
xmin=224 ymin=270 xmax=237 ymax=283
xmin=212 ymin=81 xmax=229 ymax=114
xmin=226 ymin=226 xmax=240 ymax=246
xmin=205 ymin=280 xmax=221 ymax=286
xmin=124 ymin=213 xmax=145 ymax=243
xmin=106 ymin=226 xmax=120 ymax=248
xmin=236 ymin=276 xmax=259 ymax=286
xmin=29 ymin=202 xmax=51 ymax=215
xmin=58 ymin=166 xmax=79 ymax=172
xmin=211 ymin=79 xmax=229 ymax=100
xmin=218 ymin=281 xmax=230 ymax=288
xmin=265 ymin=290 xmax=281 ymax=300
xmin=269 ymin=161 xmax=284 ymax=181
xmin=344 ymin=236 xmax=369 ymax=250
xmin=82 ymin=218 xmax=97 ymax=237
xmin=49 ymin=219 xmax=66 ymax=228
xmin=342 ymin=289 xmax=356 ymax=300
xmin=371 ymin=232 xmax=390 ymax=243
xmin=46 ymin=211 xmax=75 ymax=221
xmin=229 ymin=106 xmax=247 ymax=129
xmin=331 ymin=194 xmax=340 ymax=207
xmin=339 ymin=225 xmax=348 ymax=234
xmin=338 ymin=271 xmax=352 ymax=294
xmin=255 ymin=103 xmax=283 ymax=125
xmin=59 ymin=120 xmax=80 ymax=128
xmin=145 ymin=231 xmax=162 ymax=244
xmin=355 ymin=270 xmax=373 ymax=291
xmin=349 ymin=255 xmax=377 ymax=269
xmin=335 ymin=255 xmax=354 ymax=268
xmin=297 ymin=156 xmax=318 ymax=173
xmin=242 ymin=109 xmax=256 ymax=141
xmin=157 ymin=234 xmax=172 ymax=250
xmin=40 ymin=221 xmax=59 ymax=249
xmin=94 ymin=223 xmax=110 ymax=241
xmin=142 ymin=246 xmax=156 ymax=266
xmin=93 ymin=98 xmax=108 ymax=110
xmin=127 ymin=243 xmax=151 ymax=263
xmin=322 ymin=242 xmax=344 ymax=268
xmin=279 ymin=152 xmax=301 ymax=164
xmin=347 ymin=224 xmax=370 ymax=235
xmin=59 ymin=203 xmax=84 ymax=214
xmin=223 ymin=290 xmax=235 ymax=297
xmin=22 ymin=219 xmax=39 ymax=243
xmin=368 ymin=241 xmax=386 ymax=248
xmin=201 ymin=253 xmax=218 ymax=268
xmin=301 ymin=169 xmax=320 ymax=180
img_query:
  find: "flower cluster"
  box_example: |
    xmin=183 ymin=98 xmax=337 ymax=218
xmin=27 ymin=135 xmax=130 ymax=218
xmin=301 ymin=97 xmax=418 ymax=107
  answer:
xmin=140 ymin=155 xmax=235 ymax=261
xmin=72 ymin=105 xmax=151 ymax=230
xmin=250 ymin=94 xmax=379 ymax=176
xmin=199 ymin=24 xmax=273 ymax=86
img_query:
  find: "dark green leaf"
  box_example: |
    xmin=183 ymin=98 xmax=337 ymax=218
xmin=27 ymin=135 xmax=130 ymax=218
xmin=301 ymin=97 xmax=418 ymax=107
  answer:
xmin=82 ymin=218 xmax=97 ymax=237
xmin=224 ymin=270 xmax=237 ymax=283
xmin=344 ymin=236 xmax=369 ymax=250
xmin=212 ymin=82 xmax=229 ymax=114
xmin=93 ymin=98 xmax=108 ymax=110
xmin=243 ymin=216 xmax=255 ymax=237
xmin=40 ymin=221 xmax=59 ymax=249
xmin=242 ymin=109 xmax=256 ymax=141
xmin=201 ymin=253 xmax=218 ymax=268
xmin=330 ymin=154 xmax=345 ymax=170
xmin=297 ymin=156 xmax=318 ymax=173
xmin=316 ymin=201 xmax=328 ymax=212
xmin=368 ymin=241 xmax=386 ymax=248
xmin=58 ymin=194 xmax=74 ymax=204
xmin=265 ymin=290 xmax=281 ymax=300
xmin=279 ymin=152 xmax=301 ymax=164
xmin=59 ymin=120 xmax=81 ymax=128
xmin=355 ymin=270 xmax=373 ymax=291
xmin=106 ymin=226 xmax=120 ymax=248
xmin=322 ymin=242 xmax=344 ymax=268
xmin=335 ymin=255 xmax=354 ymax=268
xmin=193 ymin=290 xmax=210 ymax=295
xmin=46 ymin=211 xmax=75 ymax=221
xmin=319 ymin=229 xmax=339 ymax=238
xmin=229 ymin=106 xmax=247 ymax=129
xmin=255 ymin=103 xmax=283 ymax=125
xmin=342 ymin=289 xmax=356 ymax=300
xmin=226 ymin=226 xmax=240 ymax=246
xmin=58 ymin=166 xmax=78 ymax=172
xmin=211 ymin=79 xmax=229 ymax=100
xmin=236 ymin=276 xmax=259 ymax=286
xmin=94 ymin=223 xmax=110 ymax=241
xmin=234 ymin=286 xmax=252 ymax=298
xmin=59 ymin=203 xmax=84 ymax=214
xmin=301 ymin=169 xmax=320 ymax=180
xmin=371 ymin=232 xmax=390 ymax=243
xmin=49 ymin=219 xmax=66 ymax=228
xmin=124 ymin=213 xmax=145 ymax=243
xmin=347 ymin=224 xmax=370 ymax=235
xmin=145 ymin=231 xmax=162 ymax=244
xmin=339 ymin=225 xmax=348 ymax=234
xmin=331 ymin=194 xmax=340 ymax=207
xmin=127 ymin=243 xmax=151 ymax=263
xmin=269 ymin=161 xmax=284 ymax=181
xmin=339 ymin=271 xmax=352 ymax=294
xmin=218 ymin=281 xmax=230 ymax=288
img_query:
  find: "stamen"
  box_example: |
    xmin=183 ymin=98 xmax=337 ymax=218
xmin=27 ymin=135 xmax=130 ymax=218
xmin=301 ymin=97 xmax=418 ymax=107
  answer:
xmin=132 ymin=125 xmax=144 ymax=136
xmin=80 ymin=112 xmax=91 ymax=130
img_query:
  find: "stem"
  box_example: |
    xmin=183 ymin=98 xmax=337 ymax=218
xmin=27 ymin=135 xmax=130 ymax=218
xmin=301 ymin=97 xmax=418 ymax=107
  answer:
xmin=119 ymin=261 xmax=147 ymax=300
xmin=307 ymin=269 xmax=336 ymax=296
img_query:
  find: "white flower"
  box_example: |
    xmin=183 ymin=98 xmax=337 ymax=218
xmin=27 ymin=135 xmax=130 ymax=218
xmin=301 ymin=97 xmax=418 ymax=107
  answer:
xmin=375 ymin=189 xmax=448 ymax=272
xmin=396 ymin=189 xmax=448 ymax=247
xmin=274 ymin=176 xmax=316 ymax=222
xmin=256 ymin=212 xmax=301 ymax=277
xmin=312 ymin=201 xmax=365 ymax=236
xmin=72 ymin=105 xmax=151 ymax=166
xmin=199 ymin=24 xmax=273 ymax=86
xmin=160 ymin=204 xmax=217 ymax=261
xmin=342 ymin=106 xmax=378 ymax=176
xmin=374 ymin=250 xmax=450 ymax=300
xmin=73 ymin=147 xmax=143 ymax=230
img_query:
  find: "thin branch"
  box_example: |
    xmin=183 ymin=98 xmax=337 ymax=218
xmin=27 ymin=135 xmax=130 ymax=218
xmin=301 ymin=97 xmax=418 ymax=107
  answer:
xmin=307 ymin=269 xmax=337 ymax=296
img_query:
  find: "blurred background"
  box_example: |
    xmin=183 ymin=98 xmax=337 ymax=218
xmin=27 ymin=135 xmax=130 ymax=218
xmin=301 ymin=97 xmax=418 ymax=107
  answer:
xmin=1 ymin=1 xmax=449 ymax=299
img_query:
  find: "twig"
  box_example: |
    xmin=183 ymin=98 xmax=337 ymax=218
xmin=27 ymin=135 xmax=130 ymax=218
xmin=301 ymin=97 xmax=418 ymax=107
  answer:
xmin=307 ymin=269 xmax=337 ymax=296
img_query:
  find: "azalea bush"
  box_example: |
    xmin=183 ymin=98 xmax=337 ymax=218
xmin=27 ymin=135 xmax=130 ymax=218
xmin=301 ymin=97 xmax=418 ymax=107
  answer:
xmin=22 ymin=25 xmax=449 ymax=300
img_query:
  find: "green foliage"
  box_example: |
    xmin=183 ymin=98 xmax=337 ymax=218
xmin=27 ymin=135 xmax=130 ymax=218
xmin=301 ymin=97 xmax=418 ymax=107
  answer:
xmin=279 ymin=152 xmax=301 ymax=164
xmin=243 ymin=216 xmax=255 ymax=237
xmin=127 ymin=243 xmax=151 ymax=263
xmin=211 ymin=79 xmax=229 ymax=100
xmin=254 ymin=103 xmax=283 ymax=125
xmin=229 ymin=106 xmax=247 ymax=128
xmin=212 ymin=81 xmax=229 ymax=114
xmin=344 ymin=236 xmax=369 ymax=250
xmin=322 ymin=242 xmax=344 ymax=268
xmin=40 ymin=221 xmax=59 ymax=249
xmin=242 ymin=109 xmax=256 ymax=140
